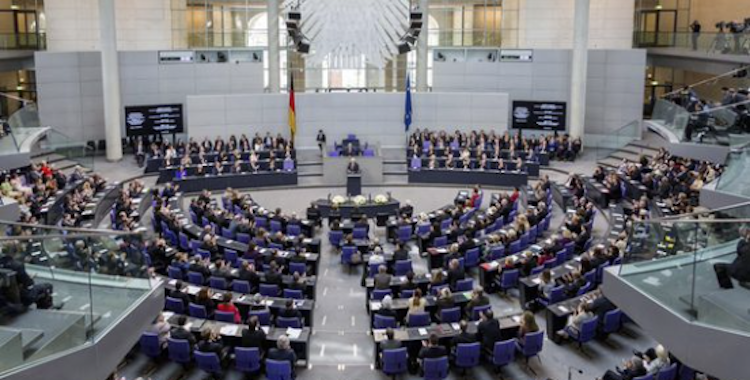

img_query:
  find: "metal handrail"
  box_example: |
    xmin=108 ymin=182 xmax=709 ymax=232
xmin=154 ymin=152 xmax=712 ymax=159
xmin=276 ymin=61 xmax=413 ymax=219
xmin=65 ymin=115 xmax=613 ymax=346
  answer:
xmin=0 ymin=219 xmax=135 ymax=236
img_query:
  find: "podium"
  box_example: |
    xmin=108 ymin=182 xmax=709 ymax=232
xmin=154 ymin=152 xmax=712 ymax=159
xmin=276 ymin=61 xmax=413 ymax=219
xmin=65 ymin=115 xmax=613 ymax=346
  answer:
xmin=347 ymin=173 xmax=362 ymax=196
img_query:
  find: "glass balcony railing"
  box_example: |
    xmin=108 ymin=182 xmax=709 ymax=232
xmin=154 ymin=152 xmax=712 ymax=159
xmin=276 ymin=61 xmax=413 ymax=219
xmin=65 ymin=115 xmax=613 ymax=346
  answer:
xmin=584 ymin=119 xmax=644 ymax=160
xmin=651 ymin=99 xmax=691 ymax=142
xmin=0 ymin=222 xmax=154 ymax=376
xmin=0 ymin=32 xmax=46 ymax=50
xmin=618 ymin=202 xmax=750 ymax=336
xmin=634 ymin=31 xmax=750 ymax=56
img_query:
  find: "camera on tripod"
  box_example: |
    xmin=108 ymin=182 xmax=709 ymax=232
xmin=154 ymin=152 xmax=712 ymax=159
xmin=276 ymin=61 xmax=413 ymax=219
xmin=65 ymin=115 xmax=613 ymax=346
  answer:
xmin=717 ymin=19 xmax=750 ymax=33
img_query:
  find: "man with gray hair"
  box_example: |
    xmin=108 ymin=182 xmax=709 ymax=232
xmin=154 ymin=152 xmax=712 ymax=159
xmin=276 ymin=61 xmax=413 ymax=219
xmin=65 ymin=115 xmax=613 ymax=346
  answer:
xmin=268 ymin=334 xmax=297 ymax=377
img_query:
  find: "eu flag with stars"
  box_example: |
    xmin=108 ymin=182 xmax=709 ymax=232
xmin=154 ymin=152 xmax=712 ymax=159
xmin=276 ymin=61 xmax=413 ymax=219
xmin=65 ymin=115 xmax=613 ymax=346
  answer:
xmin=404 ymin=73 xmax=412 ymax=132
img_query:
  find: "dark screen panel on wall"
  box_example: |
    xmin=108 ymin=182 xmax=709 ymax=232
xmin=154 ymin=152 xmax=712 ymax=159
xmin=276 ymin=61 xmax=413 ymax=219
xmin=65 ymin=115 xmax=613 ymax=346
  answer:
xmin=511 ymin=101 xmax=567 ymax=131
xmin=124 ymin=104 xmax=184 ymax=136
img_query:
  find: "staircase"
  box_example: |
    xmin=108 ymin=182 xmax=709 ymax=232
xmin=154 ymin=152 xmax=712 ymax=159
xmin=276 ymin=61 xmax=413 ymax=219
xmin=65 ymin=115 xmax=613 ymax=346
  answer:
xmin=596 ymin=141 xmax=662 ymax=170
xmin=382 ymin=146 xmax=407 ymax=185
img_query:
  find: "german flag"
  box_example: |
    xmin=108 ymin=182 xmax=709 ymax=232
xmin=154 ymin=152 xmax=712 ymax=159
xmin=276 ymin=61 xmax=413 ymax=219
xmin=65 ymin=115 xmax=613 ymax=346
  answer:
xmin=288 ymin=75 xmax=296 ymax=141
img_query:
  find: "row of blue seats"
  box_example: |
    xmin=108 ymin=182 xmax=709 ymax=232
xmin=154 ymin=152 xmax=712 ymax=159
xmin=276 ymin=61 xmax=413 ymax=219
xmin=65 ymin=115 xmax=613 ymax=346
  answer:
xmin=166 ymin=269 xmax=307 ymax=298
xmin=164 ymin=299 xmax=304 ymax=328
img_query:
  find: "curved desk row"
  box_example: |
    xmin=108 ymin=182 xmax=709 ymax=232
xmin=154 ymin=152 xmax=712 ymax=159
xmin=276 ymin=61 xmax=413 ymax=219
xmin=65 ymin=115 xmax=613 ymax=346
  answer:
xmin=158 ymin=160 xmax=295 ymax=184
xmin=406 ymin=147 xmax=551 ymax=165
xmin=313 ymin=199 xmax=400 ymax=218
xmin=409 ymin=159 xmax=540 ymax=177
xmin=408 ymin=169 xmax=528 ymax=188
xmin=170 ymin=172 xmax=298 ymax=192
xmin=145 ymin=149 xmax=295 ymax=173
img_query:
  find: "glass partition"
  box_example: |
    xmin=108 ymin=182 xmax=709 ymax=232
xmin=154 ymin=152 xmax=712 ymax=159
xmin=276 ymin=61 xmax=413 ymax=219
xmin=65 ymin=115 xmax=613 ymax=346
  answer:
xmin=716 ymin=149 xmax=750 ymax=198
xmin=583 ymin=120 xmax=644 ymax=160
xmin=0 ymin=222 xmax=153 ymax=376
xmin=651 ymin=99 xmax=691 ymax=141
xmin=38 ymin=129 xmax=95 ymax=171
xmin=618 ymin=202 xmax=750 ymax=335
xmin=634 ymin=31 xmax=750 ymax=56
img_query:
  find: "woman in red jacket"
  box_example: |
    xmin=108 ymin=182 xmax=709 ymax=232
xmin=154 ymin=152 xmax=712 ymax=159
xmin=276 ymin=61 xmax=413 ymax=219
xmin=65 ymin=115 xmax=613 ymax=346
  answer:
xmin=216 ymin=292 xmax=241 ymax=323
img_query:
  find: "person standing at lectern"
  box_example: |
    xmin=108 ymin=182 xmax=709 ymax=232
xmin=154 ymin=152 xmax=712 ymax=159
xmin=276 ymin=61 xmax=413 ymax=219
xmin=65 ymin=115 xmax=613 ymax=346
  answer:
xmin=347 ymin=157 xmax=361 ymax=174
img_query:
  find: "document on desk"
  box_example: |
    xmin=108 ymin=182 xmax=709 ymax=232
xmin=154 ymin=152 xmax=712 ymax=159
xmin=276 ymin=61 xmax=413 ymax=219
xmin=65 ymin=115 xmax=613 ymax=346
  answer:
xmin=264 ymin=300 xmax=274 ymax=306
xmin=418 ymin=328 xmax=428 ymax=336
xmin=169 ymin=279 xmax=177 ymax=286
xmin=532 ymin=278 xmax=541 ymax=285
xmin=558 ymin=305 xmax=570 ymax=313
xmin=162 ymin=311 xmax=175 ymax=320
xmin=451 ymin=323 xmax=460 ymax=331
xmin=261 ymin=326 xmax=270 ymax=334
xmin=512 ymin=315 xmax=521 ymax=323
xmin=371 ymin=302 xmax=381 ymax=311
xmin=286 ymin=328 xmax=302 ymax=339
xmin=220 ymin=325 xmax=239 ymax=336
xmin=186 ymin=285 xmax=200 ymax=294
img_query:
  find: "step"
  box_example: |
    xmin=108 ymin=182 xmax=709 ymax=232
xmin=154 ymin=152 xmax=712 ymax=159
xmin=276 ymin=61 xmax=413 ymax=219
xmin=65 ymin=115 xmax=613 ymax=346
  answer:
xmin=609 ymin=150 xmax=644 ymax=162
xmin=298 ymin=176 xmax=326 ymax=186
xmin=619 ymin=147 xmax=655 ymax=159
xmin=297 ymin=172 xmax=323 ymax=178
xmin=31 ymin=153 xmax=66 ymax=165
xmin=598 ymin=157 xmax=621 ymax=169
xmin=383 ymin=170 xmax=407 ymax=176
xmin=297 ymin=165 xmax=323 ymax=175
xmin=51 ymin=160 xmax=79 ymax=171
xmin=626 ymin=142 xmax=662 ymax=154
xmin=383 ymin=175 xmax=408 ymax=185
xmin=297 ymin=160 xmax=322 ymax=167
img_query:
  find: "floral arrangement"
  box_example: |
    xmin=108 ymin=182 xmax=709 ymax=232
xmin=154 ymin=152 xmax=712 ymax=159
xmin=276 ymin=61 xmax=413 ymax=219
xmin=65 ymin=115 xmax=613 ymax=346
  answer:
xmin=353 ymin=195 xmax=367 ymax=206
xmin=331 ymin=195 xmax=346 ymax=205
xmin=374 ymin=194 xmax=388 ymax=204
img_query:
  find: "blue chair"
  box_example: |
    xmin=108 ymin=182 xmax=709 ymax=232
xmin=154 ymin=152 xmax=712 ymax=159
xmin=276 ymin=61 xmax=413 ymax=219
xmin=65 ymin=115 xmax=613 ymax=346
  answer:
xmin=368 ymin=262 xmax=382 ymax=278
xmin=397 ymin=225 xmax=412 ymax=243
xmin=329 ymin=230 xmax=344 ymax=247
xmin=373 ymin=314 xmax=397 ymax=329
xmin=454 ymin=278 xmax=473 ymax=292
xmin=407 ymin=312 xmax=430 ymax=327
xmin=423 ymin=356 xmax=449 ymax=380
xmin=679 ymin=364 xmax=695 ymax=380
xmin=434 ymin=236 xmax=448 ymax=248
xmin=471 ymin=305 xmax=491 ymax=321
xmin=509 ymin=240 xmax=522 ymax=254
xmin=341 ymin=246 xmax=358 ymax=268
xmin=260 ymin=284 xmax=279 ymax=297
xmin=416 ymin=223 xmax=431 ymax=238
xmin=400 ymin=289 xmax=415 ymax=298
xmin=353 ymin=227 xmax=368 ymax=240
xmin=215 ymin=310 xmax=235 ymax=322
xmin=287 ymin=224 xmax=302 ymax=237
xmin=255 ymin=217 xmax=268 ymax=230
xmin=167 ymin=338 xmax=191 ymax=365
xmin=221 ymin=227 xmax=235 ymax=239
xmin=519 ymin=233 xmax=529 ymax=249
xmin=530 ymin=266 xmax=545 ymax=276
xmin=236 ymin=232 xmax=251 ymax=244
xmin=497 ymin=269 xmax=519 ymax=294
xmin=232 ymin=280 xmax=251 ymax=293
xmin=209 ymin=276 xmax=227 ymax=290
xmin=266 ymin=359 xmax=293 ymax=380
xmin=165 ymin=296 xmax=185 ymax=314
xmin=382 ymin=348 xmax=408 ymax=378
xmin=488 ymin=339 xmax=516 ymax=373
xmin=633 ymin=375 xmax=654 ymax=380
xmin=464 ymin=248 xmax=480 ymax=269
xmin=189 ymin=303 xmax=208 ymax=319
xmin=489 ymin=246 xmax=505 ymax=260
xmin=276 ymin=316 xmax=302 ymax=328
xmin=187 ymin=271 xmax=204 ymax=285
xmin=577 ymin=281 xmax=593 ymax=296
xmin=196 ymin=248 xmax=211 ymax=260
xmin=289 ymin=262 xmax=307 ymax=276
xmin=140 ymin=332 xmax=161 ymax=358
xmin=249 ymin=309 xmax=271 ymax=326
xmin=516 ymin=330 xmax=544 ymax=369
xmin=179 ymin=232 xmax=190 ymax=251
xmin=194 ymin=351 xmax=222 ymax=376
xmin=189 ymin=240 xmax=202 ymax=253
xmin=567 ymin=316 xmax=598 ymax=351
xmin=657 ymin=363 xmax=678 ymax=380
xmin=600 ymin=309 xmax=623 ymax=335
xmin=454 ymin=342 xmax=480 ymax=373
xmin=168 ymin=266 xmax=183 ymax=280
xmin=596 ymin=262 xmax=610 ymax=283
xmin=539 ymin=285 xmax=566 ymax=307
xmin=283 ymin=289 xmax=304 ymax=299
xmin=439 ymin=307 xmax=461 ymax=323
xmin=224 ymin=249 xmax=239 ymax=266
xmin=372 ymin=289 xmax=392 ymax=300
xmin=394 ymin=260 xmax=413 ymax=276
xmin=430 ymin=284 xmax=449 ymax=296
xmin=235 ymin=347 xmax=261 ymax=374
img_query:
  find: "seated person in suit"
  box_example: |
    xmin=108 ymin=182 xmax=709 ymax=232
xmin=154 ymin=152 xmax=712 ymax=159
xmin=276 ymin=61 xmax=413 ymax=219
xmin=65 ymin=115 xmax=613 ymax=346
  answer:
xmin=264 ymin=261 xmax=283 ymax=288
xmin=476 ymin=309 xmax=502 ymax=354
xmin=399 ymin=271 xmax=418 ymax=295
xmin=373 ymin=265 xmax=392 ymax=290
xmin=268 ymin=335 xmax=297 ymax=378
xmin=240 ymin=316 xmax=267 ymax=355
xmin=197 ymin=327 xmax=229 ymax=364
xmin=378 ymin=327 xmax=402 ymax=366
xmin=556 ymin=302 xmax=594 ymax=340
xmin=278 ymin=299 xmax=302 ymax=322
xmin=516 ymin=311 xmax=540 ymax=348
xmin=376 ymin=295 xmax=398 ymax=323
xmin=418 ymin=333 xmax=448 ymax=368
xmin=169 ymin=280 xmax=191 ymax=308
xmin=715 ymin=226 xmax=750 ymax=288
xmin=169 ymin=315 xmax=197 ymax=347
xmin=194 ymin=287 xmax=216 ymax=316
xmin=447 ymin=259 xmax=465 ymax=289
xmin=450 ymin=320 xmax=477 ymax=354
xmin=600 ymin=356 xmax=648 ymax=380
xmin=346 ymin=157 xmax=361 ymax=174
xmin=435 ymin=287 xmax=455 ymax=314
xmin=393 ymin=243 xmax=410 ymax=262
xmin=465 ymin=286 xmax=490 ymax=318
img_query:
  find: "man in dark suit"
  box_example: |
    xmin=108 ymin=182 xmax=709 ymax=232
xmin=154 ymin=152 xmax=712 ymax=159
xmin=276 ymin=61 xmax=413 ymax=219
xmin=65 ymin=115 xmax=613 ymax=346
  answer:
xmin=169 ymin=280 xmax=192 ymax=308
xmin=465 ymin=287 xmax=490 ymax=318
xmin=264 ymin=262 xmax=283 ymax=288
xmin=346 ymin=157 xmax=361 ymax=174
xmin=418 ymin=334 xmax=448 ymax=368
xmin=378 ymin=327 xmax=402 ymax=367
xmin=169 ymin=315 xmax=197 ymax=347
xmin=238 ymin=261 xmax=261 ymax=291
xmin=446 ymin=259 xmax=465 ymax=289
xmin=278 ymin=299 xmax=303 ymax=321
xmin=393 ymin=243 xmax=410 ymax=262
xmin=240 ymin=316 xmax=267 ymax=353
xmin=451 ymin=320 xmax=477 ymax=354
xmin=268 ymin=335 xmax=297 ymax=378
xmin=476 ymin=310 xmax=502 ymax=354
xmin=715 ymin=227 xmax=750 ymax=288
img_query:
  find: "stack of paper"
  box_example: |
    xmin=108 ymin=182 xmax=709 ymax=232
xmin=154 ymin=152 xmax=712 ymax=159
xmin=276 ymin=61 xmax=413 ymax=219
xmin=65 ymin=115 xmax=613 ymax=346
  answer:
xmin=286 ymin=328 xmax=302 ymax=339
xmin=220 ymin=325 xmax=239 ymax=336
xmin=418 ymin=328 xmax=428 ymax=336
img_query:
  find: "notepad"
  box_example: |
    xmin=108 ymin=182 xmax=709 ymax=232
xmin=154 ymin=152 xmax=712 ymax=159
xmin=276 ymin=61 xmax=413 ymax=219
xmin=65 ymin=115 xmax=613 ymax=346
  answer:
xmin=169 ymin=279 xmax=177 ymax=286
xmin=220 ymin=325 xmax=239 ymax=336
xmin=451 ymin=323 xmax=460 ymax=330
xmin=184 ymin=322 xmax=194 ymax=330
xmin=512 ymin=315 xmax=521 ymax=322
xmin=371 ymin=302 xmax=381 ymax=311
xmin=264 ymin=300 xmax=274 ymax=306
xmin=286 ymin=328 xmax=302 ymax=339
xmin=162 ymin=311 xmax=175 ymax=320
xmin=558 ymin=306 xmax=570 ymax=313
xmin=261 ymin=326 xmax=270 ymax=334
xmin=186 ymin=286 xmax=200 ymax=294
xmin=418 ymin=328 xmax=428 ymax=336
xmin=532 ymin=278 xmax=541 ymax=284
